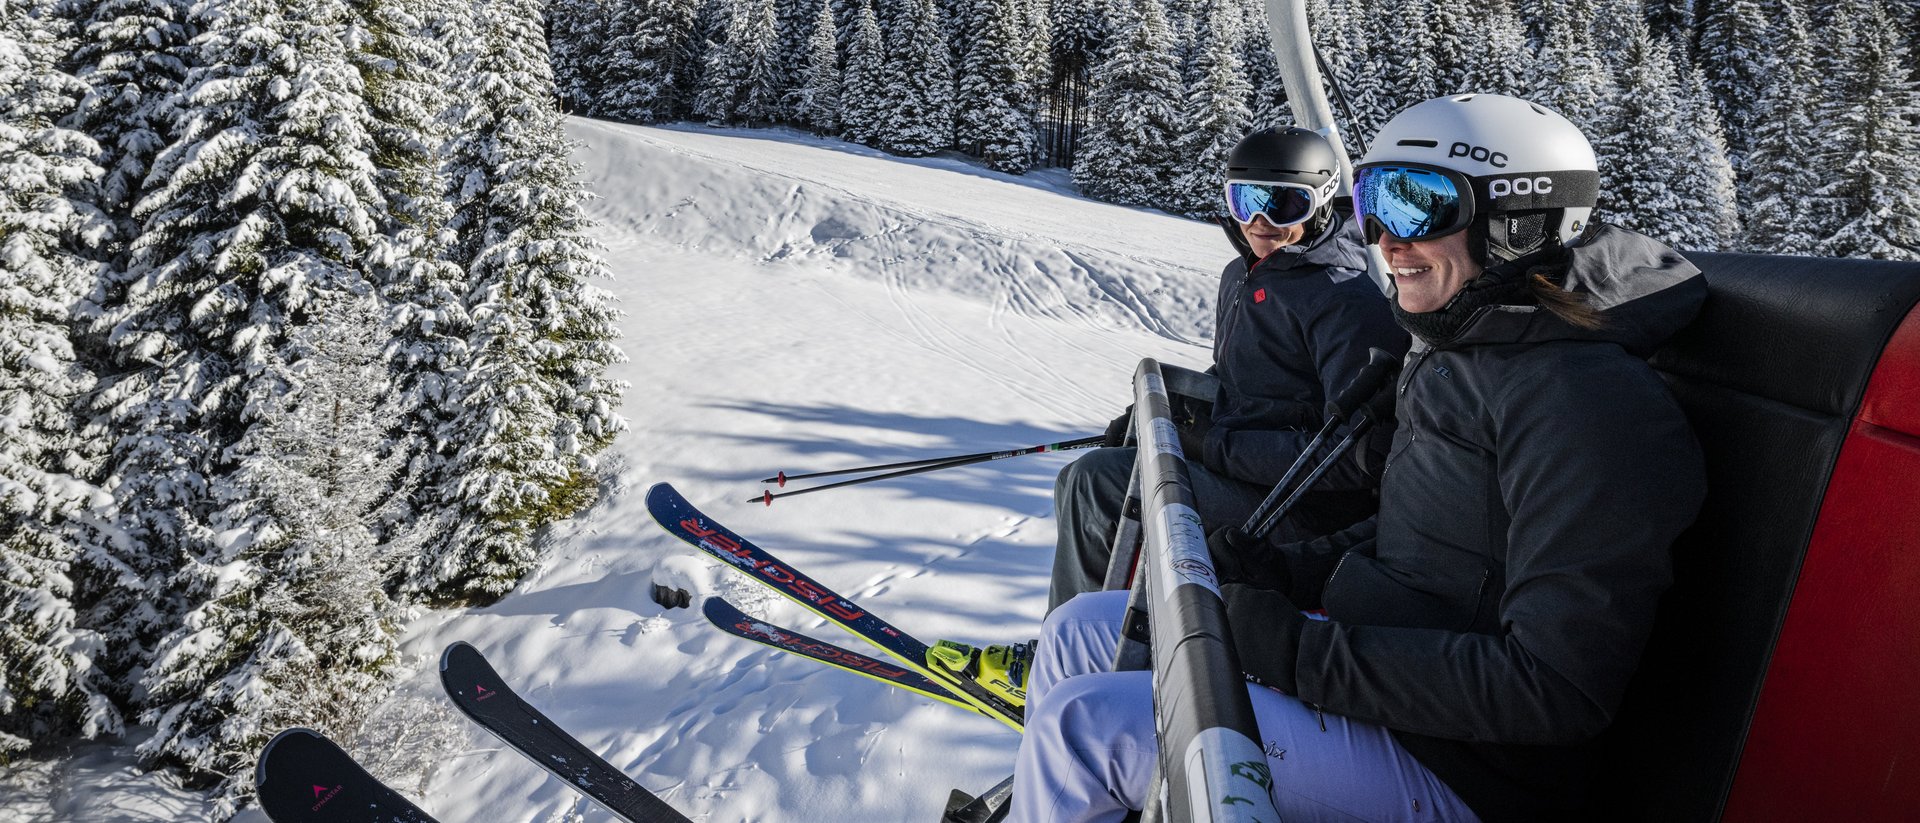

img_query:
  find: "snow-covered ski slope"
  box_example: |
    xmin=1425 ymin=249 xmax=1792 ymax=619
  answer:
xmin=4 ymin=120 xmax=1227 ymax=822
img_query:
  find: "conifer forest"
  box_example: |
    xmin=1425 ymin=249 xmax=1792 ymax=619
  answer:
xmin=2 ymin=0 xmax=1917 ymax=815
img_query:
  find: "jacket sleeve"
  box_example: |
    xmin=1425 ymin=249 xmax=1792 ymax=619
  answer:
xmin=1291 ymin=352 xmax=1705 ymax=745
xmin=1202 ymin=281 xmax=1405 ymax=490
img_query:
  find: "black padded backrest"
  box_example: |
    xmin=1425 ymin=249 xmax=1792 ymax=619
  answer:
xmin=1595 ymin=252 xmax=1920 ymax=819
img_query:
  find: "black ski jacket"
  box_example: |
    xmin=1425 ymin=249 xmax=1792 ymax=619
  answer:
xmin=1202 ymin=217 xmax=1408 ymax=500
xmin=1242 ymin=226 xmax=1709 ymax=821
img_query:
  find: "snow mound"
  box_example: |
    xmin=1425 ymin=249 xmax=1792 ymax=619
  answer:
xmin=566 ymin=119 xmax=1226 ymax=344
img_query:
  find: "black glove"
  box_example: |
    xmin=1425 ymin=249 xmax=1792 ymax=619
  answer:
xmin=1220 ymin=582 xmax=1306 ymax=694
xmin=1176 ymin=425 xmax=1208 ymax=464
xmin=1102 ymin=405 xmax=1134 ymax=448
xmin=1206 ymin=527 xmax=1293 ymax=592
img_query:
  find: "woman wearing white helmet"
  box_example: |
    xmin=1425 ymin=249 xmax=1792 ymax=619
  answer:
xmin=1009 ymin=95 xmax=1708 ymax=822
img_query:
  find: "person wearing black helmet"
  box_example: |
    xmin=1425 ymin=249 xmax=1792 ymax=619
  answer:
xmin=1046 ymin=126 xmax=1408 ymax=612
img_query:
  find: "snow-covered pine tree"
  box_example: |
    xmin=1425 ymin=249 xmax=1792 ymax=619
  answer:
xmin=1170 ymin=0 xmax=1250 ymax=217
xmin=77 ymin=0 xmax=316 ymax=703
xmin=1531 ymin=0 xmax=1616 ymax=141
xmin=1050 ymin=0 xmax=1112 ymax=70
xmin=146 ymin=289 xmax=416 ymax=816
xmin=601 ymin=0 xmax=700 ymax=122
xmin=359 ymin=0 xmax=478 ymax=572
xmin=546 ymin=0 xmax=613 ymax=113
xmin=1234 ymin=0 xmax=1287 ymax=127
xmin=1742 ymin=0 xmax=1825 ymax=253
xmin=1039 ymin=0 xmax=1113 ymax=165
xmin=1308 ymin=0 xmax=1382 ymax=153
xmin=1165 ymin=0 xmax=1199 ymax=83
xmin=1693 ymin=0 xmax=1771 ymax=166
xmin=875 ymin=0 xmax=954 ymax=155
xmin=60 ymin=0 xmax=190 ymax=273
xmin=415 ymin=0 xmax=627 ymax=602
xmin=679 ymin=0 xmax=732 ymax=110
xmin=1592 ymin=15 xmax=1691 ymax=244
xmin=954 ymin=0 xmax=1036 ymax=171
xmin=1643 ymin=0 xmax=1694 ymax=44
xmin=1423 ymin=0 xmax=1475 ymax=95
xmin=838 ymin=0 xmax=885 ymax=146
xmin=788 ymin=0 xmax=840 ymax=133
xmin=941 ymin=0 xmax=980 ymax=81
xmin=1667 ymin=57 xmax=1741 ymax=250
xmin=1074 ymin=0 xmax=1183 ymax=206
xmin=0 ymin=0 xmax=121 ymax=756
xmin=694 ymin=0 xmax=782 ymax=126
xmin=1808 ymin=0 xmax=1920 ymax=260
xmin=774 ymin=0 xmax=822 ymax=120
xmin=1461 ymin=0 xmax=1537 ymax=98
xmin=1589 ymin=0 xmax=1650 ymax=61
xmin=1373 ymin=0 xmax=1436 ymax=115
xmin=123 ymin=0 xmax=397 ymax=798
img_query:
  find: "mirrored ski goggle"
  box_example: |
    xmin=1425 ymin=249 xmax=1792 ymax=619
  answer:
xmin=1224 ymin=179 xmax=1327 ymax=227
xmin=1351 ymin=164 xmax=1475 ymax=244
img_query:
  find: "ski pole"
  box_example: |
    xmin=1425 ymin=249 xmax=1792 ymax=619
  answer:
xmin=1248 ymin=401 xmax=1388 ymax=540
xmin=762 ymin=435 xmax=1103 ymax=487
xmin=751 ymin=435 xmax=1103 ymax=505
xmin=1237 ymin=348 xmax=1400 ymax=537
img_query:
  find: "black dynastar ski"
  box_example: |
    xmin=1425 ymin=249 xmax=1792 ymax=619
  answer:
xmin=256 ymin=727 xmax=440 ymax=823
xmin=702 ymin=596 xmax=985 ymax=715
xmin=644 ymin=482 xmax=1023 ymax=731
xmin=438 ymin=642 xmax=692 ymax=823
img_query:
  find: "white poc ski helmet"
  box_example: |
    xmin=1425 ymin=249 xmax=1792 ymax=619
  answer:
xmin=1353 ymin=94 xmax=1599 ymax=268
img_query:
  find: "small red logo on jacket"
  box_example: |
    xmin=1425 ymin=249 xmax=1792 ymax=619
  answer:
xmin=1254 ymin=288 xmax=1267 ymax=303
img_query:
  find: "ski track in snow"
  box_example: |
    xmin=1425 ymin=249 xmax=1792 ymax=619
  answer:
xmin=0 ymin=119 xmax=1226 ymax=823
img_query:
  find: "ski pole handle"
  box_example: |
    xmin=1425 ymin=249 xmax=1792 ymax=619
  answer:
xmin=1240 ymin=349 xmax=1399 ymax=534
xmin=1252 ymin=408 xmax=1381 ymax=540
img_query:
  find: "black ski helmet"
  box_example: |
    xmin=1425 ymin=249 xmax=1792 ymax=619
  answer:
xmin=1225 ymin=127 xmax=1342 ymax=241
xmin=1226 ymin=126 xmax=1341 ymax=188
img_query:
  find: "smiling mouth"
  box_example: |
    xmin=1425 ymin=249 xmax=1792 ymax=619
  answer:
xmin=1393 ymin=266 xmax=1432 ymax=277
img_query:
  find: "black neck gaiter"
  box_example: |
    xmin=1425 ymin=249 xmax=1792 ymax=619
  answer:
xmin=1391 ymin=269 xmax=1531 ymax=348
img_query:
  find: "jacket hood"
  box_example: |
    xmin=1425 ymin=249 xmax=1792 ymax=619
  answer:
xmin=1219 ymin=213 xmax=1370 ymax=277
xmin=1450 ymin=225 xmax=1705 ymax=357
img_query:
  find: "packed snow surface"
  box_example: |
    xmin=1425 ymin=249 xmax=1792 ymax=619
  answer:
xmin=2 ymin=119 xmax=1227 ymax=822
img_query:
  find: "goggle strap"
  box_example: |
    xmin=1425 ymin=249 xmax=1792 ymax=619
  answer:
xmin=1477 ymin=170 xmax=1599 ymax=212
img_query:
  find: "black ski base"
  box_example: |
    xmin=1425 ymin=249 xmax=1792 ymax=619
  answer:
xmin=439 ymin=641 xmax=692 ymax=823
xmin=256 ymin=727 xmax=439 ymax=823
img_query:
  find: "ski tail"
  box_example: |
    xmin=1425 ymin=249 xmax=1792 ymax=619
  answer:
xmin=644 ymin=481 xmax=1023 ymax=731
xmin=438 ymin=642 xmax=693 ymax=823
xmin=256 ymin=727 xmax=440 ymax=823
xmin=702 ymin=596 xmax=984 ymax=715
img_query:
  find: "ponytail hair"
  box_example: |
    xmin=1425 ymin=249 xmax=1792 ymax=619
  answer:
xmin=1527 ymin=266 xmax=1607 ymax=331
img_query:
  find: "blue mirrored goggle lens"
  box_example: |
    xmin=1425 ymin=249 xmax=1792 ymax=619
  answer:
xmin=1353 ymin=166 xmax=1466 ymax=241
xmin=1225 ymin=182 xmax=1315 ymax=226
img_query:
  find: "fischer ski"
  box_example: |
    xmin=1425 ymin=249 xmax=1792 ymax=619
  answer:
xmin=645 ymin=482 xmax=1024 ymax=731
xmin=438 ymin=642 xmax=692 ymax=823
xmin=702 ymin=596 xmax=985 ymax=716
xmin=256 ymin=727 xmax=439 ymax=823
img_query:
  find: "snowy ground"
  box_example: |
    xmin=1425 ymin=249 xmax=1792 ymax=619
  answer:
xmin=1 ymin=120 xmax=1227 ymax=822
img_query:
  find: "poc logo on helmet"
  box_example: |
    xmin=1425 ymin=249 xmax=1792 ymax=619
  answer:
xmin=1448 ymin=142 xmax=1509 ymax=167
xmin=1489 ymin=176 xmax=1554 ymax=198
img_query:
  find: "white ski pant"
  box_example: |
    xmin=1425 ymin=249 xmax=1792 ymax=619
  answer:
xmin=1009 ymin=591 xmax=1481 ymax=823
